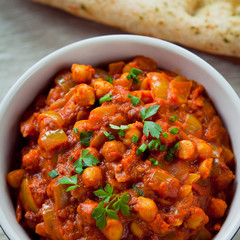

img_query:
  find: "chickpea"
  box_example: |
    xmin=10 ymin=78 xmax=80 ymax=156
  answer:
xmin=175 ymin=140 xmax=196 ymax=161
xmin=130 ymin=221 xmax=144 ymax=238
xmin=101 ymin=219 xmax=123 ymax=240
xmin=197 ymin=141 xmax=212 ymax=160
xmin=121 ymin=123 xmax=142 ymax=146
xmin=86 ymin=147 xmax=101 ymax=159
xmin=199 ymin=158 xmax=213 ymax=179
xmin=93 ymin=80 xmax=113 ymax=99
xmin=208 ymin=198 xmax=227 ymax=218
xmin=71 ymin=64 xmax=95 ymax=83
xmin=102 ymin=140 xmax=126 ymax=162
xmin=74 ymin=84 xmax=95 ymax=107
xmin=82 ymin=166 xmax=103 ymax=188
xmin=77 ymin=200 xmax=98 ymax=225
xmin=184 ymin=207 xmax=208 ymax=229
xmin=134 ymin=197 xmax=158 ymax=222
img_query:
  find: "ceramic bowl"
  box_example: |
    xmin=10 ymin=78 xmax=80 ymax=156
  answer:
xmin=0 ymin=35 xmax=239 ymax=240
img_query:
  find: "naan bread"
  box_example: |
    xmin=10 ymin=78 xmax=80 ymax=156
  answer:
xmin=33 ymin=0 xmax=240 ymax=57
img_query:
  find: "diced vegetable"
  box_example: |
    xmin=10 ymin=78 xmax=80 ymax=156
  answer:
xmin=184 ymin=114 xmax=202 ymax=136
xmin=7 ymin=169 xmax=24 ymax=189
xmin=38 ymin=111 xmax=64 ymax=127
xmin=221 ymin=145 xmax=234 ymax=165
xmin=55 ymin=72 xmax=77 ymax=92
xmin=53 ymin=182 xmax=69 ymax=209
xmin=130 ymin=221 xmax=144 ymax=238
xmin=169 ymin=80 xmax=192 ymax=104
xmin=38 ymin=129 xmax=68 ymax=151
xmin=148 ymin=72 xmax=169 ymax=100
xmin=199 ymin=158 xmax=213 ymax=179
xmin=20 ymin=178 xmax=38 ymax=213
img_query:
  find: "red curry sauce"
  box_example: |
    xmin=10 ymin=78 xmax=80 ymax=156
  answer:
xmin=7 ymin=56 xmax=235 ymax=240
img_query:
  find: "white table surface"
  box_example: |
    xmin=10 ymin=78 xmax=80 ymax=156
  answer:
xmin=0 ymin=0 xmax=240 ymax=239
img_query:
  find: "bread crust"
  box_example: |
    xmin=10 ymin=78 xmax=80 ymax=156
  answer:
xmin=33 ymin=0 xmax=240 ymax=57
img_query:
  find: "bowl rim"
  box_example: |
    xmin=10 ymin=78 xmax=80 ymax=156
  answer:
xmin=0 ymin=34 xmax=239 ymax=240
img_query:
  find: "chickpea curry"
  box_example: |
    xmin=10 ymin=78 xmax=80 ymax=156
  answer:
xmin=7 ymin=56 xmax=235 ymax=240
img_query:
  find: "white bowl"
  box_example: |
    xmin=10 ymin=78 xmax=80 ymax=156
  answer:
xmin=0 ymin=35 xmax=239 ymax=240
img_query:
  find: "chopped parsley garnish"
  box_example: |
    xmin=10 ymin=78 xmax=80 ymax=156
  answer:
xmin=58 ymin=175 xmax=79 ymax=192
xmin=148 ymin=139 xmax=161 ymax=150
xmin=170 ymin=128 xmax=179 ymax=135
xmin=80 ymin=130 xmax=94 ymax=147
xmin=165 ymin=142 xmax=180 ymax=162
xmin=149 ymin=158 xmax=159 ymax=166
xmin=70 ymin=156 xmax=74 ymax=161
xmin=103 ymin=131 xmax=115 ymax=141
xmin=136 ymin=143 xmax=148 ymax=155
xmin=73 ymin=128 xmax=79 ymax=134
xmin=109 ymin=124 xmax=130 ymax=137
xmin=126 ymin=68 xmax=143 ymax=84
xmin=73 ymin=149 xmax=100 ymax=174
xmin=127 ymin=94 xmax=141 ymax=106
xmin=106 ymin=76 xmax=113 ymax=84
xmin=48 ymin=170 xmax=59 ymax=179
xmin=140 ymin=105 xmax=162 ymax=138
xmin=170 ymin=115 xmax=177 ymax=123
xmin=99 ymin=93 xmax=112 ymax=104
xmin=132 ymin=135 xmax=139 ymax=143
xmin=162 ymin=132 xmax=168 ymax=138
xmin=159 ymin=144 xmax=166 ymax=152
xmin=132 ymin=184 xmax=144 ymax=196
xmin=91 ymin=184 xmax=130 ymax=230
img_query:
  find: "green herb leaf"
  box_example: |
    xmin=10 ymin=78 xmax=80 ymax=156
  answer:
xmin=106 ymin=209 xmax=118 ymax=219
xmin=58 ymin=175 xmax=79 ymax=192
xmin=149 ymin=158 xmax=159 ymax=166
xmin=99 ymin=93 xmax=113 ymax=104
xmin=80 ymin=130 xmax=94 ymax=147
xmin=58 ymin=175 xmax=77 ymax=185
xmin=140 ymin=105 xmax=160 ymax=121
xmin=48 ymin=170 xmax=59 ymax=179
xmin=148 ymin=139 xmax=161 ymax=150
xmin=162 ymin=132 xmax=168 ymax=138
xmin=170 ymin=115 xmax=177 ymax=123
xmin=133 ymin=184 xmax=144 ymax=196
xmin=109 ymin=124 xmax=130 ymax=137
xmin=143 ymin=121 xmax=162 ymax=138
xmin=132 ymin=135 xmax=139 ymax=143
xmin=73 ymin=128 xmax=79 ymax=134
xmin=92 ymin=185 xmax=131 ymax=230
xmin=136 ymin=143 xmax=148 ymax=155
xmin=70 ymin=156 xmax=74 ymax=161
xmin=165 ymin=142 xmax=180 ymax=162
xmin=103 ymin=131 xmax=115 ymax=140
xmin=159 ymin=144 xmax=166 ymax=152
xmin=106 ymin=76 xmax=113 ymax=84
xmin=126 ymin=68 xmax=143 ymax=84
xmin=170 ymin=128 xmax=179 ymax=135
xmin=127 ymin=94 xmax=141 ymax=106
xmin=74 ymin=149 xmax=99 ymax=174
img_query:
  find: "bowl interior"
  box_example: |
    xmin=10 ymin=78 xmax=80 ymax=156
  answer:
xmin=0 ymin=35 xmax=239 ymax=240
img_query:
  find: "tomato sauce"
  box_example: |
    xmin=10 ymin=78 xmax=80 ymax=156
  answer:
xmin=7 ymin=56 xmax=235 ymax=240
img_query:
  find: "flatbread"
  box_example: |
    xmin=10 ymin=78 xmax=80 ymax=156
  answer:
xmin=33 ymin=0 xmax=240 ymax=57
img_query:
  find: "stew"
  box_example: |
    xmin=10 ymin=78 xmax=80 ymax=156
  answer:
xmin=7 ymin=56 xmax=235 ymax=240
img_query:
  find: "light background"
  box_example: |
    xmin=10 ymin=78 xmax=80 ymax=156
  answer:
xmin=0 ymin=0 xmax=240 ymax=239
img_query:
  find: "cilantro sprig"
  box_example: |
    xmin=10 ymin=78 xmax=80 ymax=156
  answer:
xmin=140 ymin=105 xmax=162 ymax=138
xmin=58 ymin=175 xmax=79 ymax=192
xmin=126 ymin=68 xmax=143 ymax=84
xmin=165 ymin=142 xmax=180 ymax=162
xmin=109 ymin=124 xmax=130 ymax=137
xmin=91 ymin=184 xmax=130 ymax=230
xmin=133 ymin=184 xmax=144 ymax=196
xmin=103 ymin=131 xmax=115 ymax=141
xmin=74 ymin=149 xmax=100 ymax=174
xmin=79 ymin=130 xmax=94 ymax=147
xmin=106 ymin=76 xmax=113 ymax=84
xmin=128 ymin=94 xmax=141 ymax=106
